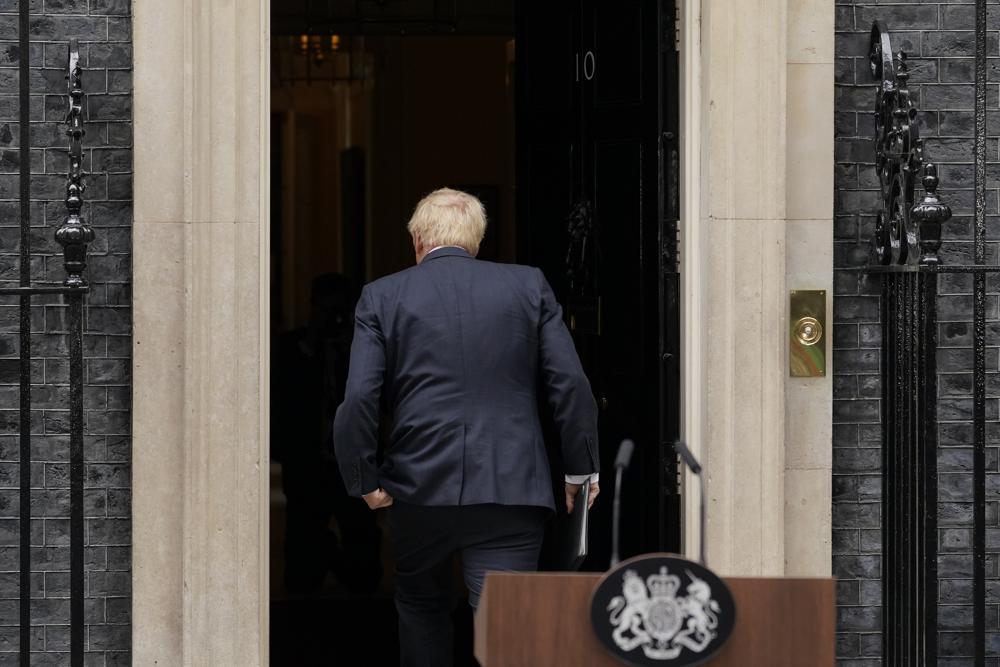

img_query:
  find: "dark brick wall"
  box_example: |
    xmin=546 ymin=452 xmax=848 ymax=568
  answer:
xmin=0 ymin=1 xmax=132 ymax=664
xmin=835 ymin=2 xmax=998 ymax=665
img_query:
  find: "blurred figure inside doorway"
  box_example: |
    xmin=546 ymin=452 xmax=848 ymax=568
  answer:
xmin=272 ymin=273 xmax=383 ymax=594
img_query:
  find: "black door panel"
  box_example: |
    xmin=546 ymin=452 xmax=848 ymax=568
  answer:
xmin=594 ymin=140 xmax=643 ymax=375
xmin=516 ymin=0 xmax=680 ymax=563
xmin=592 ymin=3 xmax=644 ymax=107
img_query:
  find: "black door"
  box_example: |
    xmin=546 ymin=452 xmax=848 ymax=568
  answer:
xmin=516 ymin=0 xmax=681 ymax=564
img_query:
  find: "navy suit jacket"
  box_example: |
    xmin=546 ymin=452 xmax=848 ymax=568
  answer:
xmin=333 ymin=246 xmax=599 ymax=511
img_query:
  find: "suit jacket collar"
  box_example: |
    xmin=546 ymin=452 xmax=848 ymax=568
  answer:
xmin=423 ymin=246 xmax=473 ymax=262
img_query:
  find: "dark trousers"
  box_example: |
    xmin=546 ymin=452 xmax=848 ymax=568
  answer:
xmin=388 ymin=502 xmax=547 ymax=667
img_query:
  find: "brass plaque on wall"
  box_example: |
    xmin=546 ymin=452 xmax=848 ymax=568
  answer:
xmin=790 ymin=290 xmax=826 ymax=377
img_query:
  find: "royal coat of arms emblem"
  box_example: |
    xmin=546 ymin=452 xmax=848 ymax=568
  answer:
xmin=609 ymin=566 xmax=719 ymax=659
xmin=591 ymin=555 xmax=736 ymax=667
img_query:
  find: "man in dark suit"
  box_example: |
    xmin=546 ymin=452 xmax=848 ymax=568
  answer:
xmin=334 ymin=187 xmax=600 ymax=667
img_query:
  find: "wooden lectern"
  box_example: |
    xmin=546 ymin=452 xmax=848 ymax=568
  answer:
xmin=474 ymin=573 xmax=835 ymax=666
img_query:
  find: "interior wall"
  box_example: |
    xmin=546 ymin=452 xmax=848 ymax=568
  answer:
xmin=270 ymin=35 xmax=515 ymax=329
xmin=368 ymin=35 xmax=516 ymax=278
xmin=272 ymin=81 xmax=372 ymax=329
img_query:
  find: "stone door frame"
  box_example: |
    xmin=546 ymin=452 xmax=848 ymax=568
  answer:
xmin=132 ymin=1 xmax=271 ymax=663
xmin=129 ymin=0 xmax=831 ymax=662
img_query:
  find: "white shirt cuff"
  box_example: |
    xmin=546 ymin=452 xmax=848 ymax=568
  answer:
xmin=565 ymin=473 xmax=599 ymax=485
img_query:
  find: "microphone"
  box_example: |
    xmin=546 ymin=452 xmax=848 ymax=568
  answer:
xmin=673 ymin=439 xmax=701 ymax=475
xmin=614 ymin=438 xmax=635 ymax=469
xmin=610 ymin=439 xmax=635 ymax=567
xmin=673 ymin=440 xmax=707 ymax=566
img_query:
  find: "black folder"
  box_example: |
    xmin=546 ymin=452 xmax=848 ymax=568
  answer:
xmin=558 ymin=480 xmax=590 ymax=570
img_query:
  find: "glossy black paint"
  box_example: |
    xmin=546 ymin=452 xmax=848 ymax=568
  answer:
xmin=874 ymin=269 xmax=941 ymax=667
xmin=868 ymin=21 xmax=945 ymax=667
xmin=868 ymin=22 xmax=950 ymax=268
xmin=515 ymin=0 xmax=680 ymax=561
xmin=57 ymin=43 xmax=94 ymax=290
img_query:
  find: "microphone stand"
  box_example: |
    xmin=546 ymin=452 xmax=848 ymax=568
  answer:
xmin=611 ymin=465 xmax=624 ymax=567
xmin=610 ymin=439 xmax=634 ymax=567
xmin=673 ymin=440 xmax=706 ymax=566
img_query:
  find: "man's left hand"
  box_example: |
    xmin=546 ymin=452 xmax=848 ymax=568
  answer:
xmin=362 ymin=487 xmax=394 ymax=510
xmin=565 ymin=482 xmax=599 ymax=513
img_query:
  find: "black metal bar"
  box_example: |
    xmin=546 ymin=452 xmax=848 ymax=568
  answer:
xmin=879 ymin=268 xmax=945 ymax=665
xmin=8 ymin=28 xmax=92 ymax=666
xmin=881 ymin=275 xmax=898 ymax=665
xmin=906 ymin=273 xmax=924 ymax=664
xmin=881 ymin=274 xmax=888 ymax=663
xmin=902 ymin=274 xmax=913 ymax=663
xmin=921 ymin=273 xmax=939 ymax=665
xmin=0 ymin=285 xmax=90 ymax=295
xmin=899 ymin=274 xmax=906 ymax=666
xmin=898 ymin=274 xmax=907 ymax=665
xmin=17 ymin=0 xmax=30 ymax=659
xmin=916 ymin=273 xmax=924 ymax=663
xmin=883 ymin=274 xmax=893 ymax=665
xmin=881 ymin=274 xmax=893 ymax=665
xmin=903 ymin=275 xmax=910 ymax=666
xmin=868 ymin=23 xmax=955 ymax=663
xmin=973 ymin=276 xmax=986 ymax=666
xmin=914 ymin=273 xmax=923 ymax=667
xmin=914 ymin=274 xmax=924 ymax=667
xmin=896 ymin=273 xmax=907 ymax=663
xmin=898 ymin=274 xmax=906 ymax=664
xmin=68 ymin=293 xmax=84 ymax=666
xmin=867 ymin=265 xmax=1000 ymax=274
xmin=972 ymin=0 xmax=988 ymax=663
xmin=914 ymin=272 xmax=923 ymax=663
xmin=57 ymin=40 xmax=90 ymax=667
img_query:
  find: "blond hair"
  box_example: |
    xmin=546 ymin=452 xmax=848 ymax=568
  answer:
xmin=407 ymin=188 xmax=487 ymax=255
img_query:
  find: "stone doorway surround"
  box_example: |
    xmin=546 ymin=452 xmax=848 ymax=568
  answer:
xmin=129 ymin=0 xmax=831 ymax=663
xmin=132 ymin=0 xmax=270 ymax=663
xmin=685 ymin=0 xmax=834 ymax=576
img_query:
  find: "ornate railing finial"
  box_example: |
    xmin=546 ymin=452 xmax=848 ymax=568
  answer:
xmin=869 ymin=22 xmax=945 ymax=267
xmin=912 ymin=163 xmax=951 ymax=265
xmin=55 ymin=39 xmax=93 ymax=288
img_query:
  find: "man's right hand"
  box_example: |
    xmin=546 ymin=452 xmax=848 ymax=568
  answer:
xmin=362 ymin=488 xmax=394 ymax=510
xmin=565 ymin=482 xmax=599 ymax=513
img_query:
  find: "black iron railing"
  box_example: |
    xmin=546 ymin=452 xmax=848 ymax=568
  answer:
xmin=7 ymin=27 xmax=93 ymax=666
xmin=867 ymin=11 xmax=997 ymax=665
xmin=867 ymin=22 xmax=948 ymax=665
